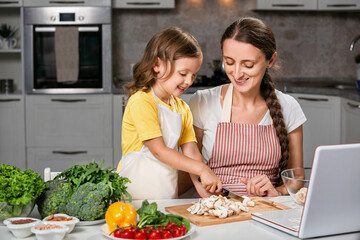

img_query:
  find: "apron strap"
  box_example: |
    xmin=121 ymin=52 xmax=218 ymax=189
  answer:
xmin=221 ymin=84 xmax=233 ymax=122
xmin=150 ymin=87 xmax=177 ymax=112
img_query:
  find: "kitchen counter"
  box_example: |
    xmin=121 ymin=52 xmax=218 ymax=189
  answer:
xmin=1 ymin=196 xmax=359 ymax=240
xmin=112 ymin=78 xmax=360 ymax=102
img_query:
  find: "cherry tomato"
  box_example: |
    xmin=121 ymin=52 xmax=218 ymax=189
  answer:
xmin=157 ymin=226 xmax=166 ymax=231
xmin=172 ymin=227 xmax=184 ymax=237
xmin=134 ymin=229 xmax=147 ymax=239
xmin=180 ymin=225 xmax=187 ymax=235
xmin=166 ymin=222 xmax=176 ymax=229
xmin=148 ymin=230 xmax=162 ymax=239
xmin=120 ymin=229 xmax=135 ymax=239
xmin=161 ymin=230 xmax=173 ymax=239
xmin=113 ymin=229 xmax=122 ymax=238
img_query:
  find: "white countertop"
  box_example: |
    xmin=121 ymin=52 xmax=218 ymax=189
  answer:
xmin=1 ymin=196 xmax=359 ymax=240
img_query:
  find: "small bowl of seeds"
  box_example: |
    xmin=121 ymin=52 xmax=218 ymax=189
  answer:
xmin=31 ymin=223 xmax=69 ymax=240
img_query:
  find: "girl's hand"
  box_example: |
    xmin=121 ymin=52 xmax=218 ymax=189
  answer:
xmin=199 ymin=166 xmax=222 ymax=194
xmin=240 ymin=175 xmax=279 ymax=197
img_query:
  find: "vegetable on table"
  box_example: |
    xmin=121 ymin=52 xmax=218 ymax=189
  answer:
xmin=105 ymin=201 xmax=137 ymax=233
xmin=0 ymin=164 xmax=46 ymax=219
xmin=36 ymin=160 xmax=132 ymax=221
xmin=137 ymin=200 xmax=190 ymax=231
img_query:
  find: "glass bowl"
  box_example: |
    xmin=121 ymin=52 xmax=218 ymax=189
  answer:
xmin=0 ymin=200 xmax=36 ymax=221
xmin=281 ymin=168 xmax=311 ymax=205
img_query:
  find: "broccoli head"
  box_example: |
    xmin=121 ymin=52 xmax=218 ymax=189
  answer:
xmin=65 ymin=182 xmax=110 ymax=221
xmin=36 ymin=179 xmax=73 ymax=218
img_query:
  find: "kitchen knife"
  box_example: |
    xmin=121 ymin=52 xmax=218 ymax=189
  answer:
xmin=197 ymin=177 xmax=244 ymax=200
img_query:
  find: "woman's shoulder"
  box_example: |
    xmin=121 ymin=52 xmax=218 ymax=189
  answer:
xmin=191 ymin=85 xmax=223 ymax=103
xmin=275 ymin=89 xmax=298 ymax=107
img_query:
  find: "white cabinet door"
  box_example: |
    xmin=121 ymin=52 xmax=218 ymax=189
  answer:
xmin=23 ymin=0 xmax=110 ymax=7
xmin=113 ymin=95 xmax=127 ymax=168
xmin=255 ymin=0 xmax=317 ymax=10
xmin=112 ymin=0 xmax=175 ymax=9
xmin=341 ymin=99 xmax=360 ymax=144
xmin=26 ymin=95 xmax=112 ymax=148
xmin=0 ymin=0 xmax=22 ymax=7
xmin=318 ymin=0 xmax=360 ymax=10
xmin=27 ymin=147 xmax=113 ymax=177
xmin=290 ymin=94 xmax=341 ymax=168
xmin=0 ymin=96 xmax=26 ymax=169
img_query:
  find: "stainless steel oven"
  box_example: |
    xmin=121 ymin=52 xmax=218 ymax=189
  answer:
xmin=24 ymin=7 xmax=111 ymax=94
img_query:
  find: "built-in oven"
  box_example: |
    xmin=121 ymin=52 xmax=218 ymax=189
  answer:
xmin=24 ymin=7 xmax=111 ymax=94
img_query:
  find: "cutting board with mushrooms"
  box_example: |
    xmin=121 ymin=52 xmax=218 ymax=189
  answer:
xmin=165 ymin=196 xmax=291 ymax=226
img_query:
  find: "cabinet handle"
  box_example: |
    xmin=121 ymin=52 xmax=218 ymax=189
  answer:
xmin=51 ymin=99 xmax=86 ymax=103
xmin=326 ymin=4 xmax=356 ymax=8
xmin=0 ymin=1 xmax=19 ymax=5
xmin=121 ymin=97 xmax=127 ymax=114
xmin=126 ymin=2 xmax=161 ymax=6
xmin=298 ymin=97 xmax=329 ymax=102
xmin=272 ymin=4 xmax=305 ymax=8
xmin=52 ymin=151 xmax=88 ymax=155
xmin=347 ymin=102 xmax=360 ymax=109
xmin=49 ymin=1 xmax=85 ymax=4
xmin=0 ymin=98 xmax=21 ymax=102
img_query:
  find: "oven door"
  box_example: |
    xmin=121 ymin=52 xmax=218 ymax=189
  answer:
xmin=25 ymin=24 xmax=111 ymax=94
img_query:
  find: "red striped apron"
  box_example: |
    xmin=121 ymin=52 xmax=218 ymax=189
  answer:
xmin=207 ymin=84 xmax=281 ymax=195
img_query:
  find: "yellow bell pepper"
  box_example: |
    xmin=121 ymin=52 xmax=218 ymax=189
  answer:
xmin=105 ymin=201 xmax=137 ymax=233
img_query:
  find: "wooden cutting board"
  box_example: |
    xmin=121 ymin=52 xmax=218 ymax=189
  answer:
xmin=165 ymin=197 xmax=291 ymax=227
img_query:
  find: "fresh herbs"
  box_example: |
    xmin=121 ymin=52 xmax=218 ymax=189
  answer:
xmin=54 ymin=159 xmax=132 ymax=203
xmin=137 ymin=200 xmax=190 ymax=231
xmin=0 ymin=164 xmax=46 ymax=205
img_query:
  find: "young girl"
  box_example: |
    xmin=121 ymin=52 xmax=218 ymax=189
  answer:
xmin=118 ymin=27 xmax=222 ymax=200
xmin=189 ymin=17 xmax=307 ymax=197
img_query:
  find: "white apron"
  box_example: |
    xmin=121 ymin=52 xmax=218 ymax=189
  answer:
xmin=119 ymin=88 xmax=182 ymax=200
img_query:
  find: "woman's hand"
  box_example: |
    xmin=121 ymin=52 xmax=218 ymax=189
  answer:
xmin=240 ymin=175 xmax=279 ymax=197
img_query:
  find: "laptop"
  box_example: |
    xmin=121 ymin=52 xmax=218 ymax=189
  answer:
xmin=251 ymin=143 xmax=360 ymax=239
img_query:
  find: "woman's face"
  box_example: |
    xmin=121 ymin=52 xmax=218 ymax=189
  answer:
xmin=222 ymin=38 xmax=276 ymax=94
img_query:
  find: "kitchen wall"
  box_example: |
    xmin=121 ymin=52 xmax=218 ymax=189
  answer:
xmin=112 ymin=0 xmax=360 ymax=85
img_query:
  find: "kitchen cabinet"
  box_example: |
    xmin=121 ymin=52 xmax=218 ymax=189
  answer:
xmin=318 ymin=0 xmax=360 ymax=10
xmin=0 ymin=95 xmax=26 ymax=169
xmin=112 ymin=0 xmax=175 ymax=9
xmin=23 ymin=0 xmax=110 ymax=7
xmin=27 ymin=147 xmax=113 ymax=178
xmin=113 ymin=94 xmax=127 ymax=166
xmin=255 ymin=0 xmax=317 ymax=11
xmin=255 ymin=0 xmax=360 ymax=11
xmin=290 ymin=93 xmax=341 ymax=168
xmin=0 ymin=4 xmax=23 ymax=94
xmin=0 ymin=0 xmax=22 ymax=7
xmin=341 ymin=98 xmax=360 ymax=144
xmin=25 ymin=95 xmax=113 ymax=174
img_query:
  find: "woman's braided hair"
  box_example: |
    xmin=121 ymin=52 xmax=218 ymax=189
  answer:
xmin=220 ymin=17 xmax=289 ymax=183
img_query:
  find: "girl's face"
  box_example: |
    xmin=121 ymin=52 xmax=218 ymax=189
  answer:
xmin=154 ymin=56 xmax=202 ymax=99
xmin=222 ymin=39 xmax=276 ymax=95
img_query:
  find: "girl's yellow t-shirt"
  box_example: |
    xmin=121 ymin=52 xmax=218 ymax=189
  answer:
xmin=118 ymin=90 xmax=197 ymax=170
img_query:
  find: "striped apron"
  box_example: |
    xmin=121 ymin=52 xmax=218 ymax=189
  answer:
xmin=207 ymin=84 xmax=282 ymax=195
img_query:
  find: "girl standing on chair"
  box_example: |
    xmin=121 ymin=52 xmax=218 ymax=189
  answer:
xmin=118 ymin=27 xmax=222 ymax=199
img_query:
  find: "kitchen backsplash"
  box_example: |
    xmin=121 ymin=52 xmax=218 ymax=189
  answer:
xmin=112 ymin=0 xmax=360 ymax=84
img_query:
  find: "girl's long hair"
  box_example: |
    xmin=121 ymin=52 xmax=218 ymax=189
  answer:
xmin=125 ymin=27 xmax=202 ymax=97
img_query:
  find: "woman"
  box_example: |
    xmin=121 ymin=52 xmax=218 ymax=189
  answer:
xmin=189 ymin=17 xmax=306 ymax=197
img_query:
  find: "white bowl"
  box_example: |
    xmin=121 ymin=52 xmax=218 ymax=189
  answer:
xmin=31 ymin=223 xmax=69 ymax=240
xmin=3 ymin=217 xmax=42 ymax=238
xmin=42 ymin=213 xmax=79 ymax=233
